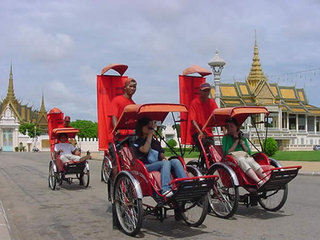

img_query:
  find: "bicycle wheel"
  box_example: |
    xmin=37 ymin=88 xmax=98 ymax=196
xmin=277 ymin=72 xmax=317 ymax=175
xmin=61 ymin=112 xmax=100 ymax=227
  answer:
xmin=179 ymin=195 xmax=209 ymax=227
xmin=80 ymin=165 xmax=90 ymax=188
xmin=48 ymin=162 xmax=56 ymax=190
xmin=114 ymin=174 xmax=143 ymax=236
xmin=208 ymin=165 xmax=239 ymax=218
xmin=101 ymin=156 xmax=112 ymax=183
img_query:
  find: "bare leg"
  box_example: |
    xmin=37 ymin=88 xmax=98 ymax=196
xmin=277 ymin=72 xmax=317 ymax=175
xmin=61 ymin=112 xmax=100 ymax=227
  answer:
xmin=245 ymin=168 xmax=261 ymax=183
xmin=256 ymin=167 xmax=267 ymax=180
xmin=79 ymin=155 xmax=91 ymax=161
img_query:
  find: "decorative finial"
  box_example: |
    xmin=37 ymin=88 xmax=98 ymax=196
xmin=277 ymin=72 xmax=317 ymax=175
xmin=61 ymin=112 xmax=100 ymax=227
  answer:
xmin=255 ymin=29 xmax=257 ymax=45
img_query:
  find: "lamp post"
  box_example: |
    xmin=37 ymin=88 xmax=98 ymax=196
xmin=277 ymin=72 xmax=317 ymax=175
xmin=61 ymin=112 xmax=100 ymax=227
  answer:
xmin=208 ymin=50 xmax=226 ymax=108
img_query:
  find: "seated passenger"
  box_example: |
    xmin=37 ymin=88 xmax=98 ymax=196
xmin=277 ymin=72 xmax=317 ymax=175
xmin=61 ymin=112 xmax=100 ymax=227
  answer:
xmin=133 ymin=117 xmax=187 ymax=197
xmin=54 ymin=133 xmax=91 ymax=164
xmin=222 ymin=118 xmax=267 ymax=187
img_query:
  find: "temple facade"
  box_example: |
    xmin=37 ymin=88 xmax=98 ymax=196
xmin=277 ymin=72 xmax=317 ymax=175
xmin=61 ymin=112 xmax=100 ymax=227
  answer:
xmin=0 ymin=65 xmax=48 ymax=151
xmin=211 ymin=39 xmax=320 ymax=150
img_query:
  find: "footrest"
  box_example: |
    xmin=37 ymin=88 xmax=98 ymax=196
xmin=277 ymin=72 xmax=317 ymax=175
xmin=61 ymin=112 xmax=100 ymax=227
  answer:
xmin=259 ymin=166 xmax=301 ymax=192
xmin=168 ymin=175 xmax=218 ymax=202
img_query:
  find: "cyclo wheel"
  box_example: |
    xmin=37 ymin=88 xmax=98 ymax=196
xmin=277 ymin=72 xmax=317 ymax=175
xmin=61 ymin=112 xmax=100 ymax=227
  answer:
xmin=80 ymin=164 xmax=90 ymax=188
xmin=179 ymin=195 xmax=209 ymax=227
xmin=48 ymin=162 xmax=56 ymax=190
xmin=114 ymin=174 xmax=143 ymax=236
xmin=101 ymin=156 xmax=112 ymax=184
xmin=258 ymin=185 xmax=288 ymax=211
xmin=208 ymin=165 xmax=239 ymax=218
xmin=177 ymin=165 xmax=208 ymax=227
xmin=258 ymin=161 xmax=288 ymax=211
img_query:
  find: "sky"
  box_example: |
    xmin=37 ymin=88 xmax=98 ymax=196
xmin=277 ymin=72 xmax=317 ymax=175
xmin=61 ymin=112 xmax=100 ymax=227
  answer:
xmin=1 ymin=0 xmax=320 ymax=121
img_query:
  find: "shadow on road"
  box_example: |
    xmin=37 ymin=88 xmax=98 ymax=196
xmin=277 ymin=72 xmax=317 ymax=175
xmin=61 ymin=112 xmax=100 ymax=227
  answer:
xmin=232 ymin=205 xmax=291 ymax=220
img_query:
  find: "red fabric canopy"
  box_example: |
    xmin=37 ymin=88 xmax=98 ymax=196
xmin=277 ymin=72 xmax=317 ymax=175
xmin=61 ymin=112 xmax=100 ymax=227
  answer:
xmin=203 ymin=106 xmax=270 ymax=129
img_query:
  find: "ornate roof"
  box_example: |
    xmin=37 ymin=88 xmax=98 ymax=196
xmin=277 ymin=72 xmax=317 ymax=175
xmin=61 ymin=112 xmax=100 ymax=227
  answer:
xmin=0 ymin=64 xmax=48 ymax=132
xmin=212 ymin=37 xmax=320 ymax=115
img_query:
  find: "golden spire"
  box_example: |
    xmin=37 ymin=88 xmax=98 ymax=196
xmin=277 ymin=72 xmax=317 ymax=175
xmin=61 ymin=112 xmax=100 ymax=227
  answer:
xmin=3 ymin=63 xmax=18 ymax=108
xmin=246 ymin=32 xmax=267 ymax=90
xmin=39 ymin=92 xmax=46 ymax=113
xmin=6 ymin=63 xmax=16 ymax=100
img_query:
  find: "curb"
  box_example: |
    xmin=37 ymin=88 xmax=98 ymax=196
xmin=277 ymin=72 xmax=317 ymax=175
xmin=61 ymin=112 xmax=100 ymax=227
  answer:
xmin=299 ymin=171 xmax=320 ymax=176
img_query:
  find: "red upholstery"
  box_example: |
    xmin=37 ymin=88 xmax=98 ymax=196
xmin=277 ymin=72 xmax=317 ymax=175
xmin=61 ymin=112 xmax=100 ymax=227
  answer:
xmin=209 ymin=145 xmax=224 ymax=163
xmin=119 ymin=147 xmax=133 ymax=169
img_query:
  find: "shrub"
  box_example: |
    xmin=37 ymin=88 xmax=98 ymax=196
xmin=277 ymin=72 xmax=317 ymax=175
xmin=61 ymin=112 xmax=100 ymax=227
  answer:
xmin=167 ymin=139 xmax=177 ymax=149
xmin=263 ymin=138 xmax=278 ymax=156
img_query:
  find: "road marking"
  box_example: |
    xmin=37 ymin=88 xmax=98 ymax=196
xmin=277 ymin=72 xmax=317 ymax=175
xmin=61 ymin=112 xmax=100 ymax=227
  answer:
xmin=0 ymin=200 xmax=11 ymax=240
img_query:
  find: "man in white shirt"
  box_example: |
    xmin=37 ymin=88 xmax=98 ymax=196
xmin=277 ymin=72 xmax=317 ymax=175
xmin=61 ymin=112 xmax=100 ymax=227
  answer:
xmin=54 ymin=133 xmax=91 ymax=164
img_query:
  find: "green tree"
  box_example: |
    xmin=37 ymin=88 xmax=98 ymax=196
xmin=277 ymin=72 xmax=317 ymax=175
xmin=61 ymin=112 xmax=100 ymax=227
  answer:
xmin=70 ymin=120 xmax=98 ymax=138
xmin=167 ymin=139 xmax=177 ymax=149
xmin=263 ymin=137 xmax=278 ymax=156
xmin=18 ymin=123 xmax=41 ymax=138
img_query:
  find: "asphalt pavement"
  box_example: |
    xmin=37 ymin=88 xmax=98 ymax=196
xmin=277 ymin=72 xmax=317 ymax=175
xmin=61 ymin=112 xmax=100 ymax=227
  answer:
xmin=0 ymin=152 xmax=319 ymax=240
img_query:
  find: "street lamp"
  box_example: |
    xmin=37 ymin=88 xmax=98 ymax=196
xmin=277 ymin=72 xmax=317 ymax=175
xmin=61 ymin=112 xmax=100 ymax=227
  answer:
xmin=208 ymin=50 xmax=226 ymax=108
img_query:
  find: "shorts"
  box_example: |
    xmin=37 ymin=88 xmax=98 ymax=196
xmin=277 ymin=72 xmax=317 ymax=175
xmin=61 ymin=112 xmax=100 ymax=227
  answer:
xmin=230 ymin=151 xmax=261 ymax=173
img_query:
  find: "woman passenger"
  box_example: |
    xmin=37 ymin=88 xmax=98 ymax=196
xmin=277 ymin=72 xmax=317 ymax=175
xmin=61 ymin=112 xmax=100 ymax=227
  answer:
xmin=133 ymin=117 xmax=187 ymax=197
xmin=222 ymin=117 xmax=267 ymax=187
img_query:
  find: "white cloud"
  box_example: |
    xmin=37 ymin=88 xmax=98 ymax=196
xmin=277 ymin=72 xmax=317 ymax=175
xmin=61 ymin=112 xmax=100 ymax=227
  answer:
xmin=14 ymin=25 xmax=74 ymax=62
xmin=1 ymin=0 xmax=320 ymax=121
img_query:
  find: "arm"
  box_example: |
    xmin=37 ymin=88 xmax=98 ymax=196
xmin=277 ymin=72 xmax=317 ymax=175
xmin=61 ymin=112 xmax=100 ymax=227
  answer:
xmin=227 ymin=138 xmax=240 ymax=153
xmin=139 ymin=133 xmax=153 ymax=154
xmin=241 ymin=138 xmax=251 ymax=155
xmin=138 ymin=122 xmax=156 ymax=154
xmin=191 ymin=120 xmax=204 ymax=137
xmin=112 ymin=116 xmax=118 ymax=128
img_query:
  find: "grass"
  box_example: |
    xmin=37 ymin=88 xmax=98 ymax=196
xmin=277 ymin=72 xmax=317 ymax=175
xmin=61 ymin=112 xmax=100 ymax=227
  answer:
xmin=271 ymin=151 xmax=320 ymax=161
xmin=165 ymin=148 xmax=320 ymax=161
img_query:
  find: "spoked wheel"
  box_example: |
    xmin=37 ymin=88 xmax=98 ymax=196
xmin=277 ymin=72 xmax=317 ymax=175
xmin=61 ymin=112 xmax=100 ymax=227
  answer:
xmin=48 ymin=162 xmax=57 ymax=190
xmin=101 ymin=156 xmax=112 ymax=184
xmin=176 ymin=165 xmax=209 ymax=227
xmin=114 ymin=175 xmax=143 ymax=236
xmin=57 ymin=173 xmax=63 ymax=186
xmin=80 ymin=166 xmax=90 ymax=188
xmin=179 ymin=195 xmax=209 ymax=227
xmin=208 ymin=165 xmax=239 ymax=218
xmin=258 ymin=184 xmax=288 ymax=211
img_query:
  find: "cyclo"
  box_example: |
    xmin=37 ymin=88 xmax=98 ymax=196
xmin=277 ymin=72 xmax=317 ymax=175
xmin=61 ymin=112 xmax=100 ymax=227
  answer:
xmin=47 ymin=108 xmax=90 ymax=190
xmin=187 ymin=106 xmax=302 ymax=218
xmin=101 ymin=103 xmax=219 ymax=236
xmin=178 ymin=66 xmax=301 ymax=218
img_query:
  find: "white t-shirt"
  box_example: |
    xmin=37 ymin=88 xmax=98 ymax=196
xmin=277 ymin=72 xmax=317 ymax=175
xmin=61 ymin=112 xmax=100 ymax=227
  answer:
xmin=54 ymin=143 xmax=75 ymax=155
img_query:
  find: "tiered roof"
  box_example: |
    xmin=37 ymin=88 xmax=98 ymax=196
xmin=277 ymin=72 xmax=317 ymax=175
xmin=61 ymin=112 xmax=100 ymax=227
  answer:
xmin=0 ymin=64 xmax=48 ymax=131
xmin=211 ymin=38 xmax=320 ymax=115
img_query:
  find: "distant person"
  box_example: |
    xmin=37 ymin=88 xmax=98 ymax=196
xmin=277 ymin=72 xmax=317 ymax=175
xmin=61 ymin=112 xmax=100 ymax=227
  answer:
xmin=54 ymin=133 xmax=91 ymax=165
xmin=64 ymin=116 xmax=71 ymax=128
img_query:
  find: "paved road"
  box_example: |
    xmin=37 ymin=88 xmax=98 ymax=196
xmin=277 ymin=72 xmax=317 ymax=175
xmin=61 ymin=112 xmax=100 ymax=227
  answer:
xmin=0 ymin=152 xmax=319 ymax=240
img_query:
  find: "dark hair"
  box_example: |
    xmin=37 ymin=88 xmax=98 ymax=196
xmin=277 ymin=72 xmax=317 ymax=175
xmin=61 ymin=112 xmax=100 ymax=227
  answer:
xmin=58 ymin=133 xmax=68 ymax=139
xmin=226 ymin=117 xmax=239 ymax=128
xmin=136 ymin=117 xmax=151 ymax=136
